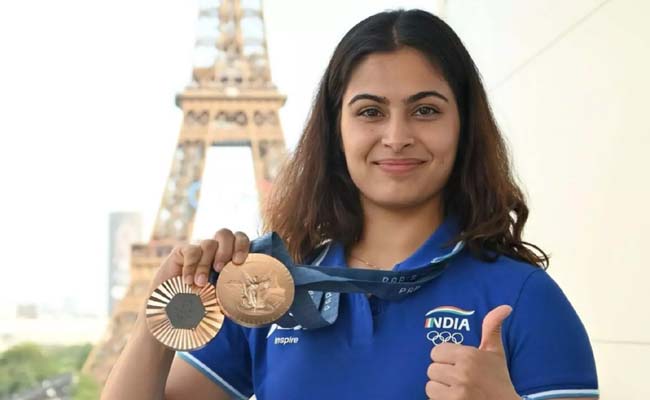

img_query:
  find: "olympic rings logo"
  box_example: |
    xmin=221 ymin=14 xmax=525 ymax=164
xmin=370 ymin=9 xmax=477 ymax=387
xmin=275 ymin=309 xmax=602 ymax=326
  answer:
xmin=426 ymin=330 xmax=464 ymax=345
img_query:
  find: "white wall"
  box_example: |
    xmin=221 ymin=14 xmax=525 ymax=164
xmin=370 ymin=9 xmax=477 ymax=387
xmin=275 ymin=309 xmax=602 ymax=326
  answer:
xmin=444 ymin=0 xmax=650 ymax=398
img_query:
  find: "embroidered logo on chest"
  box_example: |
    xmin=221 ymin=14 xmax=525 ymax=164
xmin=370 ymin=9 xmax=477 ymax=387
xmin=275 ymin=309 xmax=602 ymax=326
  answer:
xmin=267 ymin=323 xmax=303 ymax=345
xmin=424 ymin=306 xmax=474 ymax=345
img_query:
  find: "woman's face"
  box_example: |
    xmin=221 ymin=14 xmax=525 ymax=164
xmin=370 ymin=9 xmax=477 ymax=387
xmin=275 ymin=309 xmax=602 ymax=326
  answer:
xmin=340 ymin=47 xmax=461 ymax=211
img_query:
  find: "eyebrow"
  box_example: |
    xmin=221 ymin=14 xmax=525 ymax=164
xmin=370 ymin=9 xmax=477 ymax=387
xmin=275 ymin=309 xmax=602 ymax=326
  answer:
xmin=347 ymin=90 xmax=449 ymax=106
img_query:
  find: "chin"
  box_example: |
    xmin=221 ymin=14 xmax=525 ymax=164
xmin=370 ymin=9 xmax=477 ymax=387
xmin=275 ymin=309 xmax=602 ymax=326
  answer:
xmin=364 ymin=191 xmax=436 ymax=211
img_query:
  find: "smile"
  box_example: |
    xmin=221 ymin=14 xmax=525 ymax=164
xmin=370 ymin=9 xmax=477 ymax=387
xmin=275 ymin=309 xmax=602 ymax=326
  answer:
xmin=373 ymin=159 xmax=426 ymax=174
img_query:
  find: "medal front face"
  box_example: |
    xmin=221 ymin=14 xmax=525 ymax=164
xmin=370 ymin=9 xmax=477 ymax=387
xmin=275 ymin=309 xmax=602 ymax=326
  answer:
xmin=146 ymin=276 xmax=224 ymax=351
xmin=216 ymin=253 xmax=295 ymax=327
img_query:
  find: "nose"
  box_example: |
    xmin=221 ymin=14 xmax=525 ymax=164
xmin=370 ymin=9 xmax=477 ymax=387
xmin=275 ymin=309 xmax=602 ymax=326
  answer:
xmin=381 ymin=118 xmax=415 ymax=153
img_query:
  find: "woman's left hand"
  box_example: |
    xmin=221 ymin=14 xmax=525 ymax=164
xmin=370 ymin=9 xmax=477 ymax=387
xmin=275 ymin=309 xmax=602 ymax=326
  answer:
xmin=425 ymin=305 xmax=520 ymax=400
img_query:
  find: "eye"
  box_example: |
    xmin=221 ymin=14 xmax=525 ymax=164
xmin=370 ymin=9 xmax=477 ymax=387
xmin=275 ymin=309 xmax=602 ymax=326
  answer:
xmin=358 ymin=107 xmax=383 ymax=118
xmin=413 ymin=106 xmax=439 ymax=117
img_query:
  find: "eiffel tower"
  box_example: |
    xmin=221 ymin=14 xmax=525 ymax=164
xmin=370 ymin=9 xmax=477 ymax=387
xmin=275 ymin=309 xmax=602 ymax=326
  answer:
xmin=83 ymin=0 xmax=287 ymax=384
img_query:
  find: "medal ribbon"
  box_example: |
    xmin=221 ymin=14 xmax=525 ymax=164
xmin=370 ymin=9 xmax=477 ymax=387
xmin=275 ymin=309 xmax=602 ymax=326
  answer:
xmin=210 ymin=232 xmax=464 ymax=330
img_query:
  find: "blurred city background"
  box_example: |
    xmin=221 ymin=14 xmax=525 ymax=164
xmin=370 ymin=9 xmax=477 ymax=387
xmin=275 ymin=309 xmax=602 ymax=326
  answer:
xmin=0 ymin=0 xmax=647 ymax=398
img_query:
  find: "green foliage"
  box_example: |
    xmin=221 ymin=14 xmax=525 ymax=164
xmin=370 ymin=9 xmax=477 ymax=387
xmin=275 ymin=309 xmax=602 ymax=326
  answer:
xmin=0 ymin=342 xmax=96 ymax=397
xmin=44 ymin=343 xmax=93 ymax=372
xmin=0 ymin=342 xmax=57 ymax=396
xmin=73 ymin=373 xmax=101 ymax=400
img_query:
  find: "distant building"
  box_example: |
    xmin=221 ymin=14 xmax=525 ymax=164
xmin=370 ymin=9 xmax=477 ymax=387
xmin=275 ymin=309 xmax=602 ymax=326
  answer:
xmin=16 ymin=304 xmax=38 ymax=319
xmin=108 ymin=212 xmax=143 ymax=316
xmin=0 ymin=316 xmax=108 ymax=351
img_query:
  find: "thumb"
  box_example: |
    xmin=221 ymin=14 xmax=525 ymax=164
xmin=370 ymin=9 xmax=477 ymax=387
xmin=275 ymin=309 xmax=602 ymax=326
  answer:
xmin=478 ymin=305 xmax=512 ymax=354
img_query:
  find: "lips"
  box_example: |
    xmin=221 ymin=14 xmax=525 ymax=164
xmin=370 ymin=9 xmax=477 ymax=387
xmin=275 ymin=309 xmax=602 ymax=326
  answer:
xmin=373 ymin=158 xmax=425 ymax=174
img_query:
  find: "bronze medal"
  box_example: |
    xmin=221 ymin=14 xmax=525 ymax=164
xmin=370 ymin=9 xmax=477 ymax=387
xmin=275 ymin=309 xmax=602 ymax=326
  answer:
xmin=216 ymin=254 xmax=295 ymax=327
xmin=146 ymin=276 xmax=224 ymax=351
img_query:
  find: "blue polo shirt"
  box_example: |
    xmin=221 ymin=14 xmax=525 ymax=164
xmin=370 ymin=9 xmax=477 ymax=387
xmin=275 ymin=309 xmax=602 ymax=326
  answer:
xmin=178 ymin=218 xmax=599 ymax=399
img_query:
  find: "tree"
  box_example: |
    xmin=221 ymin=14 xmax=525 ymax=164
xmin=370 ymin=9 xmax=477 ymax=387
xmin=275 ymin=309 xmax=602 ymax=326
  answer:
xmin=0 ymin=342 xmax=57 ymax=396
xmin=73 ymin=373 xmax=101 ymax=400
xmin=0 ymin=342 xmax=98 ymax=398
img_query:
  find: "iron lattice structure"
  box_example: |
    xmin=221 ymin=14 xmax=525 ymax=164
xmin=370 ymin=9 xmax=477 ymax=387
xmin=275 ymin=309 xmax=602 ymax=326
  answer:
xmin=83 ymin=0 xmax=287 ymax=384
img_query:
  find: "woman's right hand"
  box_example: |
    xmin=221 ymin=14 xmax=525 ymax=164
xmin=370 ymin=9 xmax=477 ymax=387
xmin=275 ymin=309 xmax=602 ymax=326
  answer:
xmin=106 ymin=231 xmax=249 ymax=400
xmin=148 ymin=228 xmax=251 ymax=293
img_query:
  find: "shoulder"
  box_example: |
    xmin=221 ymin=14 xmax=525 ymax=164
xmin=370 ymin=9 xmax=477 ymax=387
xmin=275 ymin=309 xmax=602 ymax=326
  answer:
xmin=451 ymin=250 xmax=546 ymax=290
xmin=449 ymin=250 xmax=584 ymax=324
xmin=441 ymin=250 xmax=568 ymax=315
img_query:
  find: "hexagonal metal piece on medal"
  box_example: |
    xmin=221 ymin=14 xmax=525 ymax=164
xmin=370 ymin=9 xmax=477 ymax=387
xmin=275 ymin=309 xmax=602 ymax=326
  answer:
xmin=216 ymin=253 xmax=295 ymax=327
xmin=146 ymin=276 xmax=223 ymax=351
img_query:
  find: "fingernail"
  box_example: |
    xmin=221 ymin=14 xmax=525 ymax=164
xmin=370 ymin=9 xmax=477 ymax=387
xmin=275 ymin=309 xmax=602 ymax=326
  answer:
xmin=234 ymin=252 xmax=246 ymax=264
xmin=184 ymin=275 xmax=194 ymax=285
xmin=195 ymin=273 xmax=207 ymax=287
xmin=214 ymin=262 xmax=224 ymax=271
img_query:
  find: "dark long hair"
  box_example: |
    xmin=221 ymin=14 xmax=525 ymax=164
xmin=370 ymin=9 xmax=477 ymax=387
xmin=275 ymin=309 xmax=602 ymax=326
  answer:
xmin=263 ymin=9 xmax=549 ymax=268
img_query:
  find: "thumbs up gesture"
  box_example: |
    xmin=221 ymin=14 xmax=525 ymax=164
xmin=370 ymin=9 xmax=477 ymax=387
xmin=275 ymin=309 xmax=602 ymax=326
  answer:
xmin=425 ymin=305 xmax=520 ymax=400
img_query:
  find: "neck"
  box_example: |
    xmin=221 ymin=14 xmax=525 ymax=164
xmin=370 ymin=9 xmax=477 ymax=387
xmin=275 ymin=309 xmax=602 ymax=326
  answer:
xmin=348 ymin=197 xmax=444 ymax=269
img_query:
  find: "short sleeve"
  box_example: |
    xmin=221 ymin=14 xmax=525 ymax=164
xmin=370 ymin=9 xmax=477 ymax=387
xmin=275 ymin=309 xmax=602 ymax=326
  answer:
xmin=177 ymin=318 xmax=253 ymax=399
xmin=506 ymin=270 xmax=599 ymax=399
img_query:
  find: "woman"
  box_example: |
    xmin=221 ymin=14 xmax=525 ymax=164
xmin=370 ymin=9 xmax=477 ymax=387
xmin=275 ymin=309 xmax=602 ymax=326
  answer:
xmin=102 ymin=9 xmax=599 ymax=400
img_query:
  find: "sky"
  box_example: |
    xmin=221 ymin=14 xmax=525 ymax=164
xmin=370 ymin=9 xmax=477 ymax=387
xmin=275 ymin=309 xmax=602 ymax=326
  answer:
xmin=0 ymin=0 xmax=443 ymax=316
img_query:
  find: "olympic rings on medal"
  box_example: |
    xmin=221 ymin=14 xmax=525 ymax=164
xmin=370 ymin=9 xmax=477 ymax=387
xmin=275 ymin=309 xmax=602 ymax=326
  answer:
xmin=426 ymin=330 xmax=464 ymax=345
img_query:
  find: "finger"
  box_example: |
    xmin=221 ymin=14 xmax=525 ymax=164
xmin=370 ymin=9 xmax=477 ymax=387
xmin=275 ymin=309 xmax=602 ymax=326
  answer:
xmin=479 ymin=304 xmax=512 ymax=354
xmin=213 ymin=228 xmax=235 ymax=271
xmin=429 ymin=342 xmax=466 ymax=365
xmin=166 ymin=245 xmax=186 ymax=277
xmin=426 ymin=362 xmax=457 ymax=386
xmin=181 ymin=244 xmax=203 ymax=285
xmin=232 ymin=231 xmax=250 ymax=264
xmin=425 ymin=379 xmax=452 ymax=399
xmin=194 ymin=239 xmax=218 ymax=287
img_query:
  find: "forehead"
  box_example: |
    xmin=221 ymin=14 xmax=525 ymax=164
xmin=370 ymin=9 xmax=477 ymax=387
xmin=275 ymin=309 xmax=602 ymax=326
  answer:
xmin=344 ymin=47 xmax=452 ymax=100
